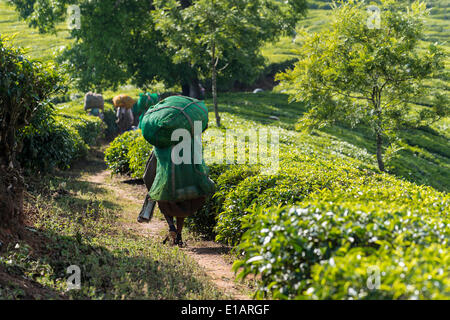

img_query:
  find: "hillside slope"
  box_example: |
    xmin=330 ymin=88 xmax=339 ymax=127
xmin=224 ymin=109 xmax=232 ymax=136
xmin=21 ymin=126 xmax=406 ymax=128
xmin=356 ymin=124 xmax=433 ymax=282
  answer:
xmin=104 ymin=91 xmax=449 ymax=299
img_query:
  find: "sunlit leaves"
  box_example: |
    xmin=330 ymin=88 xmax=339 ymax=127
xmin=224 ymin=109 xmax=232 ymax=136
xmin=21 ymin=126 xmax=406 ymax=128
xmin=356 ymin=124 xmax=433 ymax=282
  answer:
xmin=277 ymin=0 xmax=445 ymax=170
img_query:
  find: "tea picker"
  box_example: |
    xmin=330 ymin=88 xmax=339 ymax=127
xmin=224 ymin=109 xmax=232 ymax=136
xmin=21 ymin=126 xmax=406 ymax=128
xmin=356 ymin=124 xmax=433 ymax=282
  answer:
xmin=84 ymin=92 xmax=105 ymax=120
xmin=113 ymin=94 xmax=136 ymax=133
xmin=132 ymin=92 xmax=160 ymax=128
xmin=137 ymin=95 xmax=215 ymax=246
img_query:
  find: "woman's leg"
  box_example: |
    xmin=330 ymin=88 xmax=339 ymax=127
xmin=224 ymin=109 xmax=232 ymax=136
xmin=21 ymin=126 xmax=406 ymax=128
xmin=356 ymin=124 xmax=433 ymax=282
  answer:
xmin=163 ymin=213 xmax=176 ymax=230
xmin=175 ymin=217 xmax=185 ymax=245
xmin=176 ymin=217 xmax=185 ymax=234
xmin=162 ymin=213 xmax=177 ymax=244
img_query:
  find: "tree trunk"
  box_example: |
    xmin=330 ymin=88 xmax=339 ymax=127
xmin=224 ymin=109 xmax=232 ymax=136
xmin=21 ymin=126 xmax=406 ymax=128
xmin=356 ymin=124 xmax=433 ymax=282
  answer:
xmin=182 ymin=83 xmax=190 ymax=97
xmin=376 ymin=132 xmax=385 ymax=172
xmin=182 ymin=81 xmax=202 ymax=99
xmin=211 ymin=41 xmax=221 ymax=127
xmin=0 ymin=121 xmax=26 ymax=230
xmin=189 ymin=81 xmax=202 ymax=99
xmin=0 ymin=157 xmax=24 ymax=230
xmin=374 ymin=89 xmax=384 ymax=172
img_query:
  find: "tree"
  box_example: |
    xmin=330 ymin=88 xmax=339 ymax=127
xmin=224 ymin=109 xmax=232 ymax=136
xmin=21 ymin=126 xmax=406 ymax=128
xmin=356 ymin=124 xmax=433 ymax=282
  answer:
xmin=8 ymin=0 xmax=306 ymax=97
xmin=0 ymin=36 xmax=63 ymax=230
xmin=153 ymin=0 xmax=307 ymax=127
xmin=277 ymin=0 xmax=447 ymax=171
xmin=8 ymin=0 xmax=197 ymax=91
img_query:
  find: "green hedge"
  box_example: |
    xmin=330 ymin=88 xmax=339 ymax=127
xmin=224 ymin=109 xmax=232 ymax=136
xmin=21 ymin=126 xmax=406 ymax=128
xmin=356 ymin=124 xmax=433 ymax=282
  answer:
xmin=234 ymin=199 xmax=449 ymax=299
xmin=101 ymin=93 xmax=449 ymax=299
xmin=55 ymin=113 xmax=104 ymax=146
xmin=306 ymin=244 xmax=449 ymax=299
xmin=18 ymin=108 xmax=104 ymax=172
xmin=185 ymin=164 xmax=259 ymax=238
xmin=104 ymin=130 xmax=152 ymax=177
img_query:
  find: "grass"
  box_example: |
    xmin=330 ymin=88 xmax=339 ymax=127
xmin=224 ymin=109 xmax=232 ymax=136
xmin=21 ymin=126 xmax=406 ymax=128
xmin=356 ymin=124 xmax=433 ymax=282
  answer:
xmin=0 ymin=1 xmax=71 ymax=61
xmin=0 ymin=147 xmax=223 ymax=299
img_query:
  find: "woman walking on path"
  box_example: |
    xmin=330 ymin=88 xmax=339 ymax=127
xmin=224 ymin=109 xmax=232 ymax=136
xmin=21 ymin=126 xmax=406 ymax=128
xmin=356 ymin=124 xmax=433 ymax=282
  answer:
xmin=139 ymin=95 xmax=214 ymax=246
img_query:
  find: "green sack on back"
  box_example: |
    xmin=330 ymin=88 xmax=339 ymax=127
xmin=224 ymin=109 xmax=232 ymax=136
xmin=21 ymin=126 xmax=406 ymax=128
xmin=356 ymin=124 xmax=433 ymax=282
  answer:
xmin=140 ymin=95 xmax=208 ymax=149
xmin=134 ymin=93 xmax=159 ymax=115
xmin=148 ymin=145 xmax=215 ymax=201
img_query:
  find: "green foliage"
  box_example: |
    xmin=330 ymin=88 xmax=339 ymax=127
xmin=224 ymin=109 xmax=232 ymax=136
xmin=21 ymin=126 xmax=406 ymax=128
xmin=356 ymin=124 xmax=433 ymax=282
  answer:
xmin=0 ymin=1 xmax=70 ymax=62
xmin=277 ymin=0 xmax=446 ymax=171
xmin=17 ymin=106 xmax=104 ymax=172
xmin=0 ymin=34 xmax=65 ymax=227
xmin=104 ymin=130 xmax=142 ymax=176
xmin=306 ymin=244 xmax=449 ymax=299
xmin=58 ymin=0 xmax=177 ymax=91
xmin=127 ymin=134 xmax=153 ymax=179
xmin=153 ymin=0 xmax=307 ymax=90
xmin=0 ymin=33 xmax=66 ymax=178
xmin=186 ymin=164 xmax=259 ymax=238
xmin=7 ymin=0 xmax=307 ymax=91
xmin=55 ymin=113 xmax=104 ymax=146
xmin=0 ymin=35 xmax=64 ymax=160
xmin=18 ymin=115 xmax=86 ymax=172
xmin=7 ymin=0 xmax=177 ymax=90
xmin=6 ymin=0 xmax=305 ymax=91
xmin=211 ymin=146 xmax=448 ymax=246
xmin=234 ymin=198 xmax=449 ymax=299
xmin=102 ymin=91 xmax=448 ymax=299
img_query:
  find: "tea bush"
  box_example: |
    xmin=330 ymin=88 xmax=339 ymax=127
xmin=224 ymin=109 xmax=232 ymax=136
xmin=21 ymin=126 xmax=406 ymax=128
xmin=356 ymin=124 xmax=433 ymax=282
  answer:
xmin=18 ymin=107 xmax=103 ymax=172
xmin=56 ymin=113 xmax=104 ymax=146
xmin=210 ymin=148 xmax=378 ymax=245
xmin=104 ymin=130 xmax=142 ymax=175
xmin=185 ymin=164 xmax=260 ymax=238
xmin=234 ymin=199 xmax=449 ymax=299
xmin=306 ymin=244 xmax=449 ymax=300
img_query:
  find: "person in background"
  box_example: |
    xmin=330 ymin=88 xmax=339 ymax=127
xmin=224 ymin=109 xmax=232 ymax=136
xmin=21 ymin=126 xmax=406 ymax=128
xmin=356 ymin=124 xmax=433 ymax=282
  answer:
xmin=116 ymin=106 xmax=134 ymax=134
xmin=132 ymin=92 xmax=160 ymax=128
xmin=113 ymin=94 xmax=136 ymax=133
xmin=88 ymin=107 xmax=104 ymax=120
xmin=84 ymin=92 xmax=104 ymax=120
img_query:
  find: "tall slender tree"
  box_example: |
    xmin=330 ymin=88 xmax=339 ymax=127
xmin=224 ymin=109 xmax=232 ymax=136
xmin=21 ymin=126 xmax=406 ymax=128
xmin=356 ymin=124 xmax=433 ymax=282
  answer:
xmin=277 ymin=0 xmax=447 ymax=171
xmin=153 ymin=0 xmax=307 ymax=126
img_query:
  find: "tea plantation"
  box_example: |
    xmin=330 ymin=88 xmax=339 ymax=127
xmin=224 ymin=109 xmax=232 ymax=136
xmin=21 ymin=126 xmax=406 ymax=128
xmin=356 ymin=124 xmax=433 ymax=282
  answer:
xmin=1 ymin=0 xmax=449 ymax=300
xmin=105 ymin=92 xmax=449 ymax=299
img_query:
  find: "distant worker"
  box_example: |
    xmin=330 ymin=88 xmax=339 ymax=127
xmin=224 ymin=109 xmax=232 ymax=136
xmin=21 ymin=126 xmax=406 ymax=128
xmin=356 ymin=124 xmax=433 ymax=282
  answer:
xmin=84 ymin=92 xmax=104 ymax=120
xmin=113 ymin=94 xmax=136 ymax=133
xmin=88 ymin=107 xmax=104 ymax=120
xmin=132 ymin=92 xmax=160 ymax=128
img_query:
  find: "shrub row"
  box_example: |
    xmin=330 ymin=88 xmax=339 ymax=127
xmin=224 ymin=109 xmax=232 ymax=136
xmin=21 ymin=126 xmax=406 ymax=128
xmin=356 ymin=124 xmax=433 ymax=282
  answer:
xmin=102 ymin=99 xmax=449 ymax=299
xmin=104 ymin=130 xmax=152 ymax=177
xmin=234 ymin=198 xmax=449 ymax=299
xmin=18 ymin=107 xmax=104 ymax=173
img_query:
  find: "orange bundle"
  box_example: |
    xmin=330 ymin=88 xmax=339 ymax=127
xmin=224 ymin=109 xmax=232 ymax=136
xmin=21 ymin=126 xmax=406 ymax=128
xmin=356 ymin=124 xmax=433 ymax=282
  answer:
xmin=113 ymin=94 xmax=136 ymax=109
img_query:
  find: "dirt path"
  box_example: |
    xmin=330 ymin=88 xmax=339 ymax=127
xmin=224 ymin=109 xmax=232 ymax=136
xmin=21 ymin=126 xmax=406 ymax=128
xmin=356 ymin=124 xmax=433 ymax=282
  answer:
xmin=83 ymin=167 xmax=251 ymax=300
